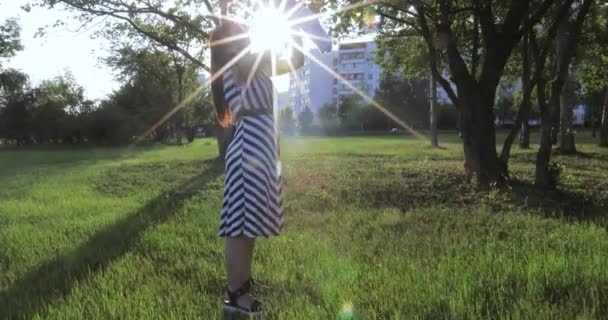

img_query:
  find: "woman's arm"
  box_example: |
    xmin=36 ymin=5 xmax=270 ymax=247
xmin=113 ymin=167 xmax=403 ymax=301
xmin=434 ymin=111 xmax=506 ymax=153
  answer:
xmin=275 ymin=36 xmax=304 ymax=75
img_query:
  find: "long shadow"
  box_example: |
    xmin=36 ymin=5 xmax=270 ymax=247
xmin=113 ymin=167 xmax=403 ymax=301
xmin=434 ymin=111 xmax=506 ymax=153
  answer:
xmin=0 ymin=159 xmax=224 ymax=320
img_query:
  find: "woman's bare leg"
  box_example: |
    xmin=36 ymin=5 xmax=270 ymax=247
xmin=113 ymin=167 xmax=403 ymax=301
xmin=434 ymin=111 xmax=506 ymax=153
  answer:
xmin=225 ymin=236 xmax=256 ymax=306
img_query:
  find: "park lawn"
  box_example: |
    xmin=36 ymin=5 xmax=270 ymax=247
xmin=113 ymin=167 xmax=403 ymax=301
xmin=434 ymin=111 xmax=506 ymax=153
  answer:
xmin=1 ymin=132 xmax=607 ymax=319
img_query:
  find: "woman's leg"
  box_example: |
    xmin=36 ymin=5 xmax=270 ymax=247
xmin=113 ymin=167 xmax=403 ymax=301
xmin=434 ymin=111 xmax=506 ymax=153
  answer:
xmin=225 ymin=236 xmax=256 ymax=306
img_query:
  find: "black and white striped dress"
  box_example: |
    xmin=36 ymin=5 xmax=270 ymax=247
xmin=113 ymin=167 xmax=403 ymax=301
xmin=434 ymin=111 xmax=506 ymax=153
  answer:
xmin=218 ymin=65 xmax=284 ymax=238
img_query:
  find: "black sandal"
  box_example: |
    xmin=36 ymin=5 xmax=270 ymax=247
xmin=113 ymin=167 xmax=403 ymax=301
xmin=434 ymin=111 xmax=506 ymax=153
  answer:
xmin=223 ymin=280 xmax=262 ymax=318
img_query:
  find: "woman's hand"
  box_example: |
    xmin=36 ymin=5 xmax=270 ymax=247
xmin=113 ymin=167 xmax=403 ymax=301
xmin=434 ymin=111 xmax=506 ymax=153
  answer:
xmin=275 ymin=36 xmax=304 ymax=75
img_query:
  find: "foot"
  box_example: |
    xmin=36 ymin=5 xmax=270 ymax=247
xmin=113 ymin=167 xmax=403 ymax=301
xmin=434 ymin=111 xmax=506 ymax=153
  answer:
xmin=223 ymin=281 xmax=262 ymax=317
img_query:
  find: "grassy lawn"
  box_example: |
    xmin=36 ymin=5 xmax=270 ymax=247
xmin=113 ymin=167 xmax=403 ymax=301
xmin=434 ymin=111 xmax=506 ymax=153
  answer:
xmin=1 ymin=132 xmax=607 ymax=319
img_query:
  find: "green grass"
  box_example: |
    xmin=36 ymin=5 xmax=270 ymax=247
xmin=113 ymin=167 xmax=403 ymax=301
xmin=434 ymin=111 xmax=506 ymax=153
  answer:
xmin=1 ymin=132 xmax=607 ymax=319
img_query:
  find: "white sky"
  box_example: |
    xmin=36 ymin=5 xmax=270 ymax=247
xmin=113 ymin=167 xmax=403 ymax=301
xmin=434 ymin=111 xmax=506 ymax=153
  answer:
xmin=0 ymin=1 xmax=118 ymax=100
xmin=0 ymin=0 xmax=292 ymax=100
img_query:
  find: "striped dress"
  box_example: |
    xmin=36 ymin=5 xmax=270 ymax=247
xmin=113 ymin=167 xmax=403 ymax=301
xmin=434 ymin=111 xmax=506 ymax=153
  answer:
xmin=218 ymin=65 xmax=284 ymax=238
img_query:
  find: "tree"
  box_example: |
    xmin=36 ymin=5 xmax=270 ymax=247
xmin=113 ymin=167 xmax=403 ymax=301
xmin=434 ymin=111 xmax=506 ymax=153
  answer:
xmin=32 ymin=0 xmax=234 ymax=153
xmin=374 ymin=74 xmax=429 ymax=131
xmin=338 ymin=95 xmax=364 ymax=131
xmin=534 ymin=0 xmax=593 ymax=189
xmin=498 ymin=0 xmax=582 ymax=167
xmin=30 ymin=73 xmax=86 ymax=143
xmin=0 ymin=71 xmax=33 ymax=145
xmin=336 ymin=0 xmax=562 ymax=186
xmin=104 ymin=46 xmax=201 ymax=144
xmin=429 ymin=73 xmax=438 ymax=147
xmin=555 ymin=0 xmax=593 ymax=154
xmin=318 ymin=103 xmax=339 ymax=134
xmin=0 ymin=18 xmax=23 ymax=66
xmin=280 ymin=107 xmax=297 ymax=135
xmin=298 ymin=106 xmax=313 ymax=134
xmin=577 ymin=3 xmax=608 ymax=146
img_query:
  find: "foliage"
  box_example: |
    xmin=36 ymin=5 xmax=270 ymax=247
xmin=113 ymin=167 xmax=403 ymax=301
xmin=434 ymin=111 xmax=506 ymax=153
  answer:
xmin=577 ymin=3 xmax=608 ymax=96
xmin=374 ymin=74 xmax=429 ymax=129
xmin=31 ymin=0 xmax=217 ymax=71
xmin=0 ymin=18 xmax=23 ymax=65
xmin=298 ymin=106 xmax=314 ymax=133
xmin=337 ymin=95 xmax=364 ymax=131
xmin=318 ymin=103 xmax=339 ymax=133
xmin=280 ymin=107 xmax=297 ymax=135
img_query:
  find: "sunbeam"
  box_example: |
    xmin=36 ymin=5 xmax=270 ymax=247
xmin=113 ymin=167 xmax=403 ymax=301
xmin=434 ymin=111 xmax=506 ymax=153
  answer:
xmin=290 ymin=41 xmax=428 ymax=141
xmin=133 ymin=0 xmax=389 ymax=146
xmin=209 ymin=32 xmax=250 ymax=47
xmin=132 ymin=45 xmax=253 ymax=145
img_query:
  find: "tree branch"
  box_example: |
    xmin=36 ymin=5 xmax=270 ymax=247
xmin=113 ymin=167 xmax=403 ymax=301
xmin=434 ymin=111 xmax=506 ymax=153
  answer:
xmin=416 ymin=5 xmax=459 ymax=107
xmin=55 ymin=0 xmax=210 ymax=72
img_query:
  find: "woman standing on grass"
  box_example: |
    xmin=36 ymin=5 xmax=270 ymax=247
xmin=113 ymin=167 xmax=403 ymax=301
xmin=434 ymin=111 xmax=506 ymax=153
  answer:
xmin=209 ymin=12 xmax=303 ymax=318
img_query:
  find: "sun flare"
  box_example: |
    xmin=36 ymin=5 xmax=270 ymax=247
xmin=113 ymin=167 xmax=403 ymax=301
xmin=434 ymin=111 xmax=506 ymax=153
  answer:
xmin=248 ymin=6 xmax=293 ymax=57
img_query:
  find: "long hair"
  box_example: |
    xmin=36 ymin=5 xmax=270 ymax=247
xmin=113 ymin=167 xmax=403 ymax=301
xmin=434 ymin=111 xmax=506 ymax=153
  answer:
xmin=210 ymin=21 xmax=247 ymax=127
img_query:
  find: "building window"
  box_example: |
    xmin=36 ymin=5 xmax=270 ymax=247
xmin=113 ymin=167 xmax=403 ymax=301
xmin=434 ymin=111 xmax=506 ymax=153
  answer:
xmin=368 ymin=74 xmax=373 ymax=80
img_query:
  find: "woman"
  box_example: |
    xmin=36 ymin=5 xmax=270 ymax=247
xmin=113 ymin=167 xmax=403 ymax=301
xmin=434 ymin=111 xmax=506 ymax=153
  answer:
xmin=210 ymin=17 xmax=304 ymax=317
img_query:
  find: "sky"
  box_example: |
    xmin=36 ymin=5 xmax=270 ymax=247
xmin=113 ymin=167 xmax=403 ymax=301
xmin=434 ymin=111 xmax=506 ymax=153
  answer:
xmin=0 ymin=1 xmax=119 ymax=100
xmin=0 ymin=0 xmax=292 ymax=100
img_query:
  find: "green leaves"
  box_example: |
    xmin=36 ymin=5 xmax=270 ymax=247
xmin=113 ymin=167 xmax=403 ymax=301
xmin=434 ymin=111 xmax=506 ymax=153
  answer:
xmin=0 ymin=18 xmax=24 ymax=63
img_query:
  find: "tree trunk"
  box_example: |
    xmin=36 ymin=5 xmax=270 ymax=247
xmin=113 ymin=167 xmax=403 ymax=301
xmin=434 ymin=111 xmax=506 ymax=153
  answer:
xmin=535 ymin=75 xmax=555 ymax=189
xmin=558 ymin=73 xmax=576 ymax=153
xmin=520 ymin=120 xmax=530 ymax=148
xmin=460 ymin=88 xmax=506 ymax=186
xmin=175 ymin=70 xmax=185 ymax=146
xmin=536 ymin=109 xmax=554 ymax=189
xmin=429 ymin=74 xmax=439 ymax=147
xmin=500 ymin=33 xmax=533 ymax=164
xmin=600 ymin=90 xmax=608 ymax=147
xmin=216 ymin=125 xmax=233 ymax=161
xmin=591 ymin=103 xmax=597 ymax=138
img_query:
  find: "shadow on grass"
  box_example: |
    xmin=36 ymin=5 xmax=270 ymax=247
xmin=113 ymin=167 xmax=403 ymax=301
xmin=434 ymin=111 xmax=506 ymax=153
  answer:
xmin=507 ymin=180 xmax=608 ymax=225
xmin=0 ymin=159 xmax=223 ymax=320
xmin=0 ymin=146 xmax=157 ymax=182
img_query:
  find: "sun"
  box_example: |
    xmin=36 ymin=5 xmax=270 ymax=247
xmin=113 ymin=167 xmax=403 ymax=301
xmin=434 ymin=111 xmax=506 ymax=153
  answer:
xmin=248 ymin=5 xmax=293 ymax=58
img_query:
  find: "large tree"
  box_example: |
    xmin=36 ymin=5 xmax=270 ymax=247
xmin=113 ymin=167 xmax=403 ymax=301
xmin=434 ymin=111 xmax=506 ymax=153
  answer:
xmin=534 ymin=0 xmax=593 ymax=188
xmin=336 ymin=0 xmax=564 ymax=186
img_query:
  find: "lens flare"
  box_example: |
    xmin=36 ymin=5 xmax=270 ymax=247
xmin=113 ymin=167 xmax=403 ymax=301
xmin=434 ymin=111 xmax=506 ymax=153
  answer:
xmin=339 ymin=301 xmax=354 ymax=319
xmin=249 ymin=6 xmax=293 ymax=57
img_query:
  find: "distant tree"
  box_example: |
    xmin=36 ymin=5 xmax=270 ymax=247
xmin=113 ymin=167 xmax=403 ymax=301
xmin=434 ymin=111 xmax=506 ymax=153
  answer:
xmin=298 ymin=107 xmax=313 ymax=134
xmin=318 ymin=103 xmax=338 ymax=134
xmin=374 ymin=75 xmax=429 ymax=130
xmin=104 ymin=46 xmax=201 ymax=144
xmin=0 ymin=73 xmax=34 ymax=145
xmin=86 ymin=101 xmax=132 ymax=145
xmin=0 ymin=69 xmax=29 ymax=115
xmin=186 ymin=90 xmax=214 ymax=141
xmin=280 ymin=107 xmax=297 ymax=135
xmin=31 ymin=0 xmax=229 ymax=150
xmin=30 ymin=73 xmax=85 ymax=143
xmin=337 ymin=96 xmax=364 ymax=131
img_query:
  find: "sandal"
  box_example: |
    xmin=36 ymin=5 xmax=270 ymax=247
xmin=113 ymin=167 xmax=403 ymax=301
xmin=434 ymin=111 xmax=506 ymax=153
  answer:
xmin=223 ymin=280 xmax=262 ymax=318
